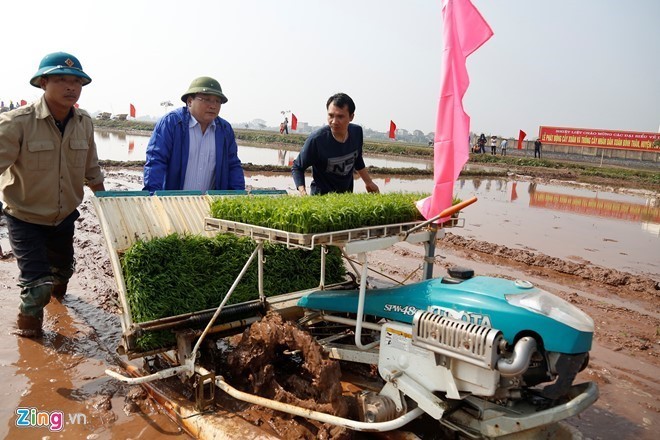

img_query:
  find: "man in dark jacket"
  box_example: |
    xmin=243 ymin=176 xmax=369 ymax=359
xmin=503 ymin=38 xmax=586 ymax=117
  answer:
xmin=292 ymin=93 xmax=378 ymax=196
xmin=143 ymin=76 xmax=245 ymax=193
xmin=534 ymin=138 xmax=542 ymax=159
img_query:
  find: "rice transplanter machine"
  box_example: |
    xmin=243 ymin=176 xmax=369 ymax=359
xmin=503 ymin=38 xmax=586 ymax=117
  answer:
xmin=94 ymin=192 xmax=598 ymax=439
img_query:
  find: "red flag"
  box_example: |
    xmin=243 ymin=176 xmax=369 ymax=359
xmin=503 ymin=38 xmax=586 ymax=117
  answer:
xmin=518 ymin=130 xmax=526 ymax=150
xmin=129 ymin=104 xmax=136 ymax=118
xmin=389 ymin=120 xmax=397 ymax=139
xmin=291 ymin=114 xmax=298 ymax=130
xmin=20 ymin=99 xmax=27 ymax=106
xmin=417 ymin=0 xmax=493 ymax=221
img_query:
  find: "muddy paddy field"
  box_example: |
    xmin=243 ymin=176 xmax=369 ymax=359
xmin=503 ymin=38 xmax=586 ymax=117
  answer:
xmin=0 ymin=164 xmax=657 ymax=439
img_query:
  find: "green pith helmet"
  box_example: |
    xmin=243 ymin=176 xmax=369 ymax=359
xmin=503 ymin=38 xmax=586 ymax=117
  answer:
xmin=30 ymin=52 xmax=92 ymax=87
xmin=181 ymin=76 xmax=228 ymax=104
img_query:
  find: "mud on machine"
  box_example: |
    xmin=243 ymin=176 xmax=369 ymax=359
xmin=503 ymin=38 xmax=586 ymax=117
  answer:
xmin=92 ymin=190 xmax=598 ymax=439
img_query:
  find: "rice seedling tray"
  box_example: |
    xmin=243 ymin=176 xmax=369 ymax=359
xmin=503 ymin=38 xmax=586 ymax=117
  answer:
xmin=204 ymin=218 xmax=426 ymax=250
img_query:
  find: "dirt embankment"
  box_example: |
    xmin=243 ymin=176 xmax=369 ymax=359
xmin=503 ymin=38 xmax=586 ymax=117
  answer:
xmin=505 ymin=162 xmax=659 ymax=193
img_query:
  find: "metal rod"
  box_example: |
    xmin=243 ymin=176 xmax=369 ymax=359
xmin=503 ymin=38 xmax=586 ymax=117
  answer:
xmin=341 ymin=249 xmax=362 ymax=283
xmin=343 ymin=255 xmax=405 ymax=286
xmin=320 ymin=245 xmax=326 ymax=289
xmin=355 ymin=253 xmax=379 ymax=350
xmin=423 ymin=227 xmax=438 ymax=280
xmin=258 ymin=240 xmax=264 ymax=301
xmin=138 ymin=302 xmax=264 ymax=331
xmin=189 ymin=242 xmax=262 ymax=363
xmin=186 ymin=317 xmax=261 ymax=337
xmin=322 ymin=314 xmax=382 ymax=332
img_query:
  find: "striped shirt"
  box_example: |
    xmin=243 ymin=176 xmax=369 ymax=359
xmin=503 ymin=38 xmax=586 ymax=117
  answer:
xmin=183 ymin=115 xmax=216 ymax=191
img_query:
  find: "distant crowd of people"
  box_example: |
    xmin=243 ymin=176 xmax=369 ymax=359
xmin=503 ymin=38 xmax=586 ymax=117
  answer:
xmin=472 ymin=133 xmax=541 ymax=158
xmin=0 ymin=100 xmax=24 ymax=112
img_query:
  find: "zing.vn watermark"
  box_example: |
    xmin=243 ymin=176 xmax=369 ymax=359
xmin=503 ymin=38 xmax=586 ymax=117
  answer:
xmin=15 ymin=407 xmax=87 ymax=432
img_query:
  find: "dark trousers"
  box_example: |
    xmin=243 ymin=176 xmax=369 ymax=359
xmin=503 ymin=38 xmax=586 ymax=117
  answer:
xmin=5 ymin=209 xmax=79 ymax=285
xmin=534 ymin=148 xmax=541 ymax=158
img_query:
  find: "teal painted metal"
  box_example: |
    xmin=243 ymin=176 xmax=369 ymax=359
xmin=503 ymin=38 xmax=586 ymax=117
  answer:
xmin=96 ymin=189 xmax=285 ymax=198
xmin=297 ymin=276 xmax=593 ymax=354
xmin=249 ymin=189 xmax=287 ymax=195
xmin=206 ymin=190 xmax=249 ymax=196
xmin=154 ymin=190 xmax=204 ymax=196
xmin=206 ymin=189 xmax=285 ymax=196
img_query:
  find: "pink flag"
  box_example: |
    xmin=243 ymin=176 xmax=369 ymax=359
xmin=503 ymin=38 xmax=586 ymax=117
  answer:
xmin=417 ymin=0 xmax=493 ymax=221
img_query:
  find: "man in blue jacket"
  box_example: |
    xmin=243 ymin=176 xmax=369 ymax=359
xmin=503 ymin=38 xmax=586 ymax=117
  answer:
xmin=143 ymin=76 xmax=245 ymax=193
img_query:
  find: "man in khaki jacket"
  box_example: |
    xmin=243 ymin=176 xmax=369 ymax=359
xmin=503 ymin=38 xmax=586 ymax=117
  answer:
xmin=0 ymin=52 xmax=105 ymax=337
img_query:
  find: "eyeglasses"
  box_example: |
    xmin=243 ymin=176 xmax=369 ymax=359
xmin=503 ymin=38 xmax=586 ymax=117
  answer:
xmin=195 ymin=96 xmax=222 ymax=106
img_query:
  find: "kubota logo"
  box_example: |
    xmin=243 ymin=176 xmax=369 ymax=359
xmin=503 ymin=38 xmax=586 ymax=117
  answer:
xmin=428 ymin=305 xmax=492 ymax=327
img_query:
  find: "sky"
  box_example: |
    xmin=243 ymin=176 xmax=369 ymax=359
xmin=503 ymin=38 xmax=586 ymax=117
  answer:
xmin=2 ymin=0 xmax=659 ymax=138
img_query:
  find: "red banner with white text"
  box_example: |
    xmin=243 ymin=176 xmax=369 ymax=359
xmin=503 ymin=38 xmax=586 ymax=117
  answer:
xmin=539 ymin=126 xmax=659 ymax=152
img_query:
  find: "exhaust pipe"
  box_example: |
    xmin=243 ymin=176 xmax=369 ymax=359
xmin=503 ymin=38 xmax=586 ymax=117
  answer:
xmin=497 ymin=336 xmax=537 ymax=377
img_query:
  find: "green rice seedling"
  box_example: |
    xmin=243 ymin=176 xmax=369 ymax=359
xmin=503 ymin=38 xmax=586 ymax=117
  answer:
xmin=210 ymin=192 xmax=429 ymax=234
xmin=121 ymin=233 xmax=346 ymax=351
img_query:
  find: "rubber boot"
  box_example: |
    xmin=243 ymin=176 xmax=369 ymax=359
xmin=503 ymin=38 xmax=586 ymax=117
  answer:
xmin=51 ymin=264 xmax=73 ymax=302
xmin=14 ymin=279 xmax=53 ymax=338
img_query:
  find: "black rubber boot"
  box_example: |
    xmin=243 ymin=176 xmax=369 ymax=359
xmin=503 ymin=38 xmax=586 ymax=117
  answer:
xmin=14 ymin=279 xmax=52 ymax=337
